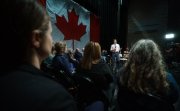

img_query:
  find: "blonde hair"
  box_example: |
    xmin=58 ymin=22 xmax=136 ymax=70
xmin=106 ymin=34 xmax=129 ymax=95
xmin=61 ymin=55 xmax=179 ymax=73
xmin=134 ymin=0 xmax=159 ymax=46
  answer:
xmin=120 ymin=39 xmax=169 ymax=95
xmin=54 ymin=41 xmax=66 ymax=54
xmin=81 ymin=41 xmax=101 ymax=70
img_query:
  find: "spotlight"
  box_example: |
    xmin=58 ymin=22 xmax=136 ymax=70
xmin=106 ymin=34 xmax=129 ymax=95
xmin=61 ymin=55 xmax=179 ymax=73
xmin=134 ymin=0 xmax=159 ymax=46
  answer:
xmin=165 ymin=33 xmax=175 ymax=39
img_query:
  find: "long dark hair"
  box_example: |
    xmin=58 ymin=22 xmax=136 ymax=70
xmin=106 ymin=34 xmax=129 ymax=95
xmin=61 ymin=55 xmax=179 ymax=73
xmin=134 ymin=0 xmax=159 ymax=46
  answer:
xmin=120 ymin=39 xmax=169 ymax=95
xmin=1 ymin=0 xmax=49 ymax=72
xmin=81 ymin=41 xmax=101 ymax=70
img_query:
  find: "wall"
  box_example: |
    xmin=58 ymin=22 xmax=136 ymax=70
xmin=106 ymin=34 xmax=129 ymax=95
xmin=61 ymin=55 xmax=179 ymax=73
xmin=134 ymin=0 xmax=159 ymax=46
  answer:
xmin=127 ymin=0 xmax=168 ymax=50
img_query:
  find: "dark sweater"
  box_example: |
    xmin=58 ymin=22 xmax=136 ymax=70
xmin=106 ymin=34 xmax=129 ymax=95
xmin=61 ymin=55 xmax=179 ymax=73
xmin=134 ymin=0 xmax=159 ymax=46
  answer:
xmin=0 ymin=64 xmax=77 ymax=111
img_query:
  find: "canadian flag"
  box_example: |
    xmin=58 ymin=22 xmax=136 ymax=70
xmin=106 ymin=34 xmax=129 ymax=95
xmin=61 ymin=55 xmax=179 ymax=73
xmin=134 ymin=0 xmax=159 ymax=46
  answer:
xmin=38 ymin=0 xmax=100 ymax=49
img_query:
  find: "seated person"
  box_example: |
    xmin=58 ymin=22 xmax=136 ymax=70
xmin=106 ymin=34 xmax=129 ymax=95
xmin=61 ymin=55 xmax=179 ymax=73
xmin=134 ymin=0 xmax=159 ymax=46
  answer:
xmin=76 ymin=41 xmax=113 ymax=111
xmin=117 ymin=39 xmax=179 ymax=111
xmin=0 ymin=0 xmax=77 ymax=110
xmin=52 ymin=41 xmax=75 ymax=75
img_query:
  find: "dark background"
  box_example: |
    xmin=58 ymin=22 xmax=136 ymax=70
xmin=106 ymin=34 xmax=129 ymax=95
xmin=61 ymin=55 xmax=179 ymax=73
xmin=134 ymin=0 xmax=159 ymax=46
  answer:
xmin=73 ymin=0 xmax=180 ymax=51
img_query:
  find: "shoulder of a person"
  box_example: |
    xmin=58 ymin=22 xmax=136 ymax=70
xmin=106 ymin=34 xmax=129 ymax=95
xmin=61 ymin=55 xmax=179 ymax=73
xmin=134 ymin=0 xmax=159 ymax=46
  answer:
xmin=0 ymin=69 xmax=74 ymax=97
xmin=96 ymin=63 xmax=112 ymax=72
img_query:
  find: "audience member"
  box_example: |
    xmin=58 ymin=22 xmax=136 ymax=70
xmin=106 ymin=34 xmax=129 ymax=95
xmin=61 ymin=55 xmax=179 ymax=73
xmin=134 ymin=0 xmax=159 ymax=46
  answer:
xmin=76 ymin=41 xmax=113 ymax=111
xmin=0 ymin=0 xmax=77 ymax=111
xmin=117 ymin=39 xmax=179 ymax=111
xmin=52 ymin=41 xmax=75 ymax=75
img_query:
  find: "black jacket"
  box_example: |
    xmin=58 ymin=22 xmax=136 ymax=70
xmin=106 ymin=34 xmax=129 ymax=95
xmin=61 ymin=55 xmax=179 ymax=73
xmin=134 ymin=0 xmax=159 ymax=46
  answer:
xmin=0 ymin=64 xmax=77 ymax=111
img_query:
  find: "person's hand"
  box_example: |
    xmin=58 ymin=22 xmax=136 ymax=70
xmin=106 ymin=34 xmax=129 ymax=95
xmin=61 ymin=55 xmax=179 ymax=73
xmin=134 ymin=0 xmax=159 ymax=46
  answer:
xmin=112 ymin=48 xmax=116 ymax=52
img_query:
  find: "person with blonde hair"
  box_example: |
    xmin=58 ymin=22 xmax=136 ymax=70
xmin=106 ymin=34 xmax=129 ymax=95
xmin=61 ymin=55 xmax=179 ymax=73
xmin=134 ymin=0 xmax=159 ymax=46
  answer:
xmin=52 ymin=41 xmax=75 ymax=75
xmin=117 ymin=39 xmax=179 ymax=111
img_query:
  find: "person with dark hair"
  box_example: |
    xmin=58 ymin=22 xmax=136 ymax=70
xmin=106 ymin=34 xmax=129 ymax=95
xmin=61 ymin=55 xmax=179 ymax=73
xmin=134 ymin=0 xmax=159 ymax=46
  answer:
xmin=76 ymin=41 xmax=113 ymax=111
xmin=117 ymin=39 xmax=179 ymax=111
xmin=0 ymin=0 xmax=77 ymax=111
xmin=110 ymin=39 xmax=121 ymax=73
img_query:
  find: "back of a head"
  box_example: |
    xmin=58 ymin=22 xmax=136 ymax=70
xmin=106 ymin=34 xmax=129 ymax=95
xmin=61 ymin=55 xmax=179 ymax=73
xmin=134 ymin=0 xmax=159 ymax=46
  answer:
xmin=81 ymin=41 xmax=101 ymax=69
xmin=129 ymin=39 xmax=162 ymax=65
xmin=1 ymin=0 xmax=49 ymax=72
xmin=54 ymin=41 xmax=66 ymax=54
xmin=120 ymin=39 xmax=168 ymax=94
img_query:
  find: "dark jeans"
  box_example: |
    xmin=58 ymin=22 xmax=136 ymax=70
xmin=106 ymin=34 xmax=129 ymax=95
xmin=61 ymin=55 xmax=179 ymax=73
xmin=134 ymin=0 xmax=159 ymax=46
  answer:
xmin=112 ymin=52 xmax=120 ymax=63
xmin=112 ymin=52 xmax=120 ymax=73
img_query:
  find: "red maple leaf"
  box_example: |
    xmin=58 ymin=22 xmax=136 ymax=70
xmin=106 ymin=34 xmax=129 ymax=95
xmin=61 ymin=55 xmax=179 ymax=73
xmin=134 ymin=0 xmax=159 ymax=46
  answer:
xmin=55 ymin=9 xmax=87 ymax=41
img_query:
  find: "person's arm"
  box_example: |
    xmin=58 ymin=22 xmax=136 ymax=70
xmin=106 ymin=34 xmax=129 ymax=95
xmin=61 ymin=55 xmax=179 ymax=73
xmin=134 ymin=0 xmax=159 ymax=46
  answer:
xmin=110 ymin=44 xmax=115 ymax=52
xmin=110 ymin=44 xmax=113 ymax=52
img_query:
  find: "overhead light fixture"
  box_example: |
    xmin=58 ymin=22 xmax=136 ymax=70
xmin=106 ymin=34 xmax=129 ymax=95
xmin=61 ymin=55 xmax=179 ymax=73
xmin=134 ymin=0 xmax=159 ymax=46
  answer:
xmin=165 ymin=33 xmax=175 ymax=39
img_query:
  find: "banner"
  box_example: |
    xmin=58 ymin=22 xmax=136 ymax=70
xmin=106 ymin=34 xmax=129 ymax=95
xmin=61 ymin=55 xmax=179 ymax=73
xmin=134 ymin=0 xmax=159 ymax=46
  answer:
xmin=39 ymin=0 xmax=100 ymax=49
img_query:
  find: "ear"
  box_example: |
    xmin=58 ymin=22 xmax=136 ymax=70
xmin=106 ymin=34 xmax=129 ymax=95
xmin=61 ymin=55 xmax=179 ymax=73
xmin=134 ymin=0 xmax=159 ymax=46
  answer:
xmin=31 ymin=30 xmax=42 ymax=48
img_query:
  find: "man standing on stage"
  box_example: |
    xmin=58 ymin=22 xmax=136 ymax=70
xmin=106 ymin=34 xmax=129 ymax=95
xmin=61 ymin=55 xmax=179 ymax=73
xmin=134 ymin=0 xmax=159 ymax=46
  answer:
xmin=110 ymin=39 xmax=121 ymax=73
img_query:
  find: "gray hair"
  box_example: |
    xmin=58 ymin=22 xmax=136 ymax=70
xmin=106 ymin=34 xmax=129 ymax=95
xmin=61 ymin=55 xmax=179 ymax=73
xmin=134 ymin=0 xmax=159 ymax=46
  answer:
xmin=120 ymin=39 xmax=169 ymax=94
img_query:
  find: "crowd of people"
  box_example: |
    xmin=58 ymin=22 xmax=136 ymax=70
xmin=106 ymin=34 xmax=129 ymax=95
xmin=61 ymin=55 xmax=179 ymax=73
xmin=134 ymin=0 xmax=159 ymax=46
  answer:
xmin=0 ymin=0 xmax=179 ymax=111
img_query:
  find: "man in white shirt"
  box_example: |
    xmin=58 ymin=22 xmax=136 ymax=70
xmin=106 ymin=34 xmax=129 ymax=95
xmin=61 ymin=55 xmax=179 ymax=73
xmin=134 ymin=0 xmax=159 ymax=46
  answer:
xmin=110 ymin=39 xmax=121 ymax=73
